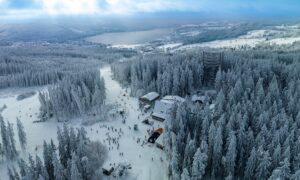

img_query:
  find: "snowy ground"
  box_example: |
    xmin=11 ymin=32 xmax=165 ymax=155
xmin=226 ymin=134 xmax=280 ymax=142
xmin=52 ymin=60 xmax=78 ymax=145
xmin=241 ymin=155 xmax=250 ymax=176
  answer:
xmin=0 ymin=86 xmax=62 ymax=178
xmin=96 ymin=66 xmax=168 ymax=180
xmin=157 ymin=43 xmax=182 ymax=52
xmin=175 ymin=26 xmax=300 ymax=51
xmin=0 ymin=66 xmax=168 ymax=180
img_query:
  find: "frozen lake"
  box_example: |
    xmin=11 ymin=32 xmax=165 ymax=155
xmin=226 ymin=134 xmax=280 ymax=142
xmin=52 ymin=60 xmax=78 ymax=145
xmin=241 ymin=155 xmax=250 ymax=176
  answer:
xmin=85 ymin=28 xmax=173 ymax=46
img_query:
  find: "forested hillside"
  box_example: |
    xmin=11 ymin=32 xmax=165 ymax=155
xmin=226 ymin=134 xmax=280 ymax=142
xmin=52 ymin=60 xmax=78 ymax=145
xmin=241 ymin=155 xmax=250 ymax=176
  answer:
xmin=0 ymin=42 xmax=138 ymax=122
xmin=166 ymin=51 xmax=300 ymax=179
xmin=112 ymin=52 xmax=204 ymax=97
xmin=112 ymin=48 xmax=300 ymax=179
xmin=0 ymin=42 xmax=136 ymax=89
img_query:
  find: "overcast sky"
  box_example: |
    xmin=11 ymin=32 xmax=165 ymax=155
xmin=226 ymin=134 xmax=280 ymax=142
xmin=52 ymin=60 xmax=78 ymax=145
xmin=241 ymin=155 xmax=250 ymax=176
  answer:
xmin=0 ymin=0 xmax=299 ymax=18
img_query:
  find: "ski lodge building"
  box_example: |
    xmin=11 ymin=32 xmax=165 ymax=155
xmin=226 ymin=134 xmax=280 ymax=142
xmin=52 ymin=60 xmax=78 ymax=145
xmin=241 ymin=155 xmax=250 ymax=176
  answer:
xmin=151 ymin=95 xmax=185 ymax=122
xmin=139 ymin=92 xmax=160 ymax=105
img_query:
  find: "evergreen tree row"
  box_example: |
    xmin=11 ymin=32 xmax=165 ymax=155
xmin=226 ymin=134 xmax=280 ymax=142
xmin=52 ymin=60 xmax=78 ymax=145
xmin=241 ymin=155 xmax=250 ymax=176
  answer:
xmin=0 ymin=115 xmax=27 ymax=161
xmin=8 ymin=125 xmax=107 ymax=180
xmin=38 ymin=70 xmax=106 ymax=122
xmin=0 ymin=57 xmax=63 ymax=89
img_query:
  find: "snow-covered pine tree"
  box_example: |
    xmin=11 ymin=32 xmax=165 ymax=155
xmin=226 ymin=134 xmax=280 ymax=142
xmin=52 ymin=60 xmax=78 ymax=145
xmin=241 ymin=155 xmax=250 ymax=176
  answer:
xmin=7 ymin=121 xmax=18 ymax=160
xmin=225 ymin=131 xmax=237 ymax=177
xmin=192 ymin=141 xmax=208 ymax=180
xmin=52 ymin=152 xmax=65 ymax=180
xmin=16 ymin=118 xmax=27 ymax=151
xmin=70 ymin=154 xmax=82 ymax=180
xmin=181 ymin=168 xmax=191 ymax=180
xmin=256 ymin=149 xmax=272 ymax=180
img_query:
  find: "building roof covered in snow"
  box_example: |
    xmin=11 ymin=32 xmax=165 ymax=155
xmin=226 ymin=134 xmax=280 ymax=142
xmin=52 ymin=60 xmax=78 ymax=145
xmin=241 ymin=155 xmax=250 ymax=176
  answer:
xmin=152 ymin=101 xmax=173 ymax=121
xmin=139 ymin=92 xmax=160 ymax=102
xmin=152 ymin=95 xmax=185 ymax=121
xmin=161 ymin=95 xmax=185 ymax=104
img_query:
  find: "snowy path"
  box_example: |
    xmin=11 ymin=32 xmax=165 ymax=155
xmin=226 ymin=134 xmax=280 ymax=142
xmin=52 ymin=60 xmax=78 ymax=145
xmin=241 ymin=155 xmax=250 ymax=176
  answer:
xmin=98 ymin=66 xmax=168 ymax=180
xmin=0 ymin=65 xmax=168 ymax=180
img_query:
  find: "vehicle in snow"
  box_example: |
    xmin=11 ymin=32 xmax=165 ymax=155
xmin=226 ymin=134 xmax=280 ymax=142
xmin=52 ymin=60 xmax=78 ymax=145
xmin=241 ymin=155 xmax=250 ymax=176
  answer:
xmin=148 ymin=128 xmax=163 ymax=143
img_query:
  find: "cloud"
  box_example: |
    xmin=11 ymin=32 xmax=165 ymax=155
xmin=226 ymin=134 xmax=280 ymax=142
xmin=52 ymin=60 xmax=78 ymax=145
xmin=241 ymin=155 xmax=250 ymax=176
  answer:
xmin=37 ymin=0 xmax=192 ymax=15
xmin=103 ymin=0 xmax=189 ymax=14
xmin=0 ymin=0 xmax=200 ymax=16
xmin=40 ymin=0 xmax=100 ymax=15
xmin=0 ymin=0 xmax=300 ymax=17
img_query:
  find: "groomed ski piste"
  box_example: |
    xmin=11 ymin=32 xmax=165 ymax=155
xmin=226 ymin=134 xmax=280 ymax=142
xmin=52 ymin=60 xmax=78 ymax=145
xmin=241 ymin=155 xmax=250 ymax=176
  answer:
xmin=0 ymin=65 xmax=168 ymax=180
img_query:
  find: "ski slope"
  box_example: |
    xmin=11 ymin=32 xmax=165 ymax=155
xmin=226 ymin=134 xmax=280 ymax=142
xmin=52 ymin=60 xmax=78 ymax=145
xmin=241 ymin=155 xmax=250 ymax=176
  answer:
xmin=98 ymin=66 xmax=168 ymax=180
xmin=0 ymin=65 xmax=168 ymax=180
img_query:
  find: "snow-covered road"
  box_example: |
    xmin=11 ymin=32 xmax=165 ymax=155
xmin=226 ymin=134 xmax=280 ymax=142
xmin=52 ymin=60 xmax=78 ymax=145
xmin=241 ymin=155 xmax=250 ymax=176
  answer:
xmin=0 ymin=65 xmax=168 ymax=180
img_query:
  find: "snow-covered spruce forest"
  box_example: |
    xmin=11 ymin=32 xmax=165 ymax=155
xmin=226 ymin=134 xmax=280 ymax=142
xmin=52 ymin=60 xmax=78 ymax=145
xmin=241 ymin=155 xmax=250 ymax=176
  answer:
xmin=1 ymin=30 xmax=300 ymax=179
xmin=111 ymin=52 xmax=204 ymax=97
xmin=1 ymin=114 xmax=107 ymax=180
xmin=38 ymin=70 xmax=106 ymax=122
xmin=0 ymin=42 xmax=136 ymax=89
xmin=0 ymin=42 xmax=135 ymax=123
xmin=0 ymin=42 xmax=137 ymax=179
xmin=112 ymin=49 xmax=300 ymax=179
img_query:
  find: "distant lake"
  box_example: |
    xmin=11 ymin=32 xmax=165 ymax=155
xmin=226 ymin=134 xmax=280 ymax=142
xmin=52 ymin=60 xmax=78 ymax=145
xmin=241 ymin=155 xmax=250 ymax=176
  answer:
xmin=85 ymin=28 xmax=173 ymax=45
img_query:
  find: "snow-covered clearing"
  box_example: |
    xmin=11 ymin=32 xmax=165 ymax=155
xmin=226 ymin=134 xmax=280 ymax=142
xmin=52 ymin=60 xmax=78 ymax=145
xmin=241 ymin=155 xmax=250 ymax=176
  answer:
xmin=157 ymin=43 xmax=182 ymax=51
xmin=110 ymin=44 xmax=144 ymax=49
xmin=175 ymin=28 xmax=300 ymax=50
xmin=179 ymin=31 xmax=202 ymax=37
xmin=177 ymin=38 xmax=264 ymax=50
xmin=0 ymin=66 xmax=168 ymax=180
xmin=0 ymin=86 xmax=61 ymax=178
xmin=268 ymin=37 xmax=300 ymax=45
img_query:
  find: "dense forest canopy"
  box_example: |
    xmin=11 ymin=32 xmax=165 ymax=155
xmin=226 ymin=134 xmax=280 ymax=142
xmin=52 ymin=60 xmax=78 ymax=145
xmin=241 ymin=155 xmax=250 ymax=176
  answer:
xmin=0 ymin=42 xmax=138 ymax=122
xmin=112 ymin=47 xmax=300 ymax=179
xmin=0 ymin=42 xmax=136 ymax=89
xmin=112 ymin=52 xmax=204 ymax=97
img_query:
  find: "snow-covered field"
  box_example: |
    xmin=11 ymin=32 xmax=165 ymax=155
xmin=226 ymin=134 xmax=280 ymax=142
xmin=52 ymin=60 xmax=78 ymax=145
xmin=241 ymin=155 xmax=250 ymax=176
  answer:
xmin=110 ymin=44 xmax=144 ymax=49
xmin=0 ymin=86 xmax=61 ymax=178
xmin=0 ymin=66 xmax=168 ymax=180
xmin=174 ymin=26 xmax=300 ymax=50
xmin=157 ymin=43 xmax=182 ymax=51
